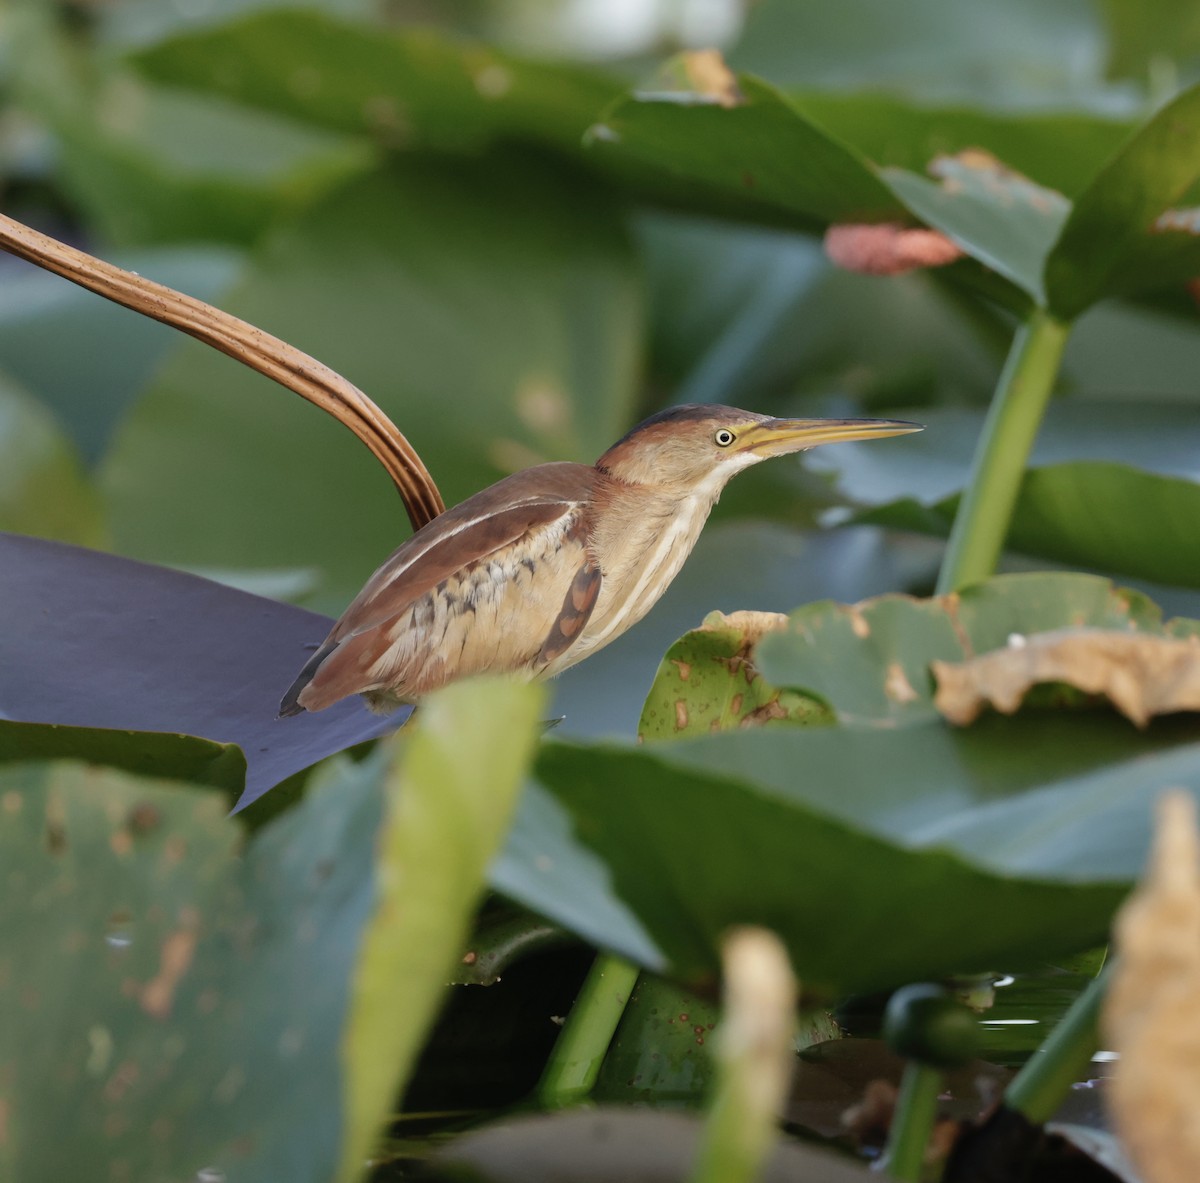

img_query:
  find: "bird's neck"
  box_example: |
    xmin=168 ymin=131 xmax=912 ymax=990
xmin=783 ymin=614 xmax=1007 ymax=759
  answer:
xmin=580 ymin=476 xmax=723 ymax=656
xmin=592 ymin=475 xmax=724 ymax=556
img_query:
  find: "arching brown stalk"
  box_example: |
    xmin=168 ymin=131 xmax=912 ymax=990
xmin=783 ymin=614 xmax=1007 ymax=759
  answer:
xmin=0 ymin=213 xmax=445 ymax=531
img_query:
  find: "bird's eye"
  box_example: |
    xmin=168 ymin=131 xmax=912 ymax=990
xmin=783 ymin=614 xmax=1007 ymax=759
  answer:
xmin=714 ymin=428 xmax=736 ymax=447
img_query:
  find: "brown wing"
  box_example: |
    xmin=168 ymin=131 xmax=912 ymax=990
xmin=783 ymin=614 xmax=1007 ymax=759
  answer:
xmin=280 ymin=462 xmax=600 ymax=715
xmin=536 ymin=513 xmax=602 ymax=665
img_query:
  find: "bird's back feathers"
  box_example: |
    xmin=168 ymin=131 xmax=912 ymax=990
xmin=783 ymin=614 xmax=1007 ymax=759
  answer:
xmin=279 ymin=462 xmax=604 ymax=715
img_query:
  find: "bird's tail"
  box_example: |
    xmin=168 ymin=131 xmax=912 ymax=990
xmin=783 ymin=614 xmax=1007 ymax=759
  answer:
xmin=278 ymin=641 xmax=338 ymax=718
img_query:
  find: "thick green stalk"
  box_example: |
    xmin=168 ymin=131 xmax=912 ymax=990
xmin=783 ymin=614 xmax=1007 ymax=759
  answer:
xmin=935 ymin=309 xmax=1071 ymax=595
xmin=536 ymin=953 xmax=640 ymax=1107
xmin=880 ymin=1062 xmax=944 ymax=1181
xmin=1005 ymin=965 xmax=1108 ymax=1124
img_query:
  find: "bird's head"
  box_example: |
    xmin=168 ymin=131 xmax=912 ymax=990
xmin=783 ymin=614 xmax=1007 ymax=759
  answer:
xmin=595 ymin=404 xmax=922 ymax=495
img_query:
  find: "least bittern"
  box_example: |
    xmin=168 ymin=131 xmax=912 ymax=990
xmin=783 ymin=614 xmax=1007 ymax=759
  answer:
xmin=280 ymin=405 xmax=920 ymax=715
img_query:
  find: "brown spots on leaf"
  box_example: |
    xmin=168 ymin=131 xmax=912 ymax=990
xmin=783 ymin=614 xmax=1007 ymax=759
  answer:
xmin=141 ymin=912 xmax=200 ymax=1020
xmin=730 ymin=693 xmax=744 ymax=715
xmin=941 ymin=592 xmax=971 ymax=655
xmin=110 ymin=829 xmax=133 ymax=857
xmin=741 ymin=699 xmax=789 ymax=727
xmin=845 ymin=606 xmax=871 ymax=639
xmin=675 ymin=700 xmax=689 ymax=731
xmin=824 ymin=223 xmax=964 ymax=276
xmin=103 ymin=1060 xmax=140 ymax=1104
xmin=164 ymin=835 xmax=187 ymax=865
xmin=44 ymin=792 xmax=67 ymax=856
xmin=884 ymin=662 xmax=918 ymax=704
xmin=127 ymin=803 xmax=160 ymax=833
xmin=672 ymin=659 xmax=692 ymax=681
xmin=462 ymin=950 xmax=478 ymax=965
xmin=2 ymin=791 xmax=20 ymax=815
xmin=723 ymin=651 xmax=753 ymax=680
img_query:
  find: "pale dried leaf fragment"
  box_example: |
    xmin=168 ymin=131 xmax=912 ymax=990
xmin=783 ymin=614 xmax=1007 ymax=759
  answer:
xmin=824 ymin=223 xmax=964 ymax=276
xmin=700 ymin=609 xmax=789 ymax=644
xmin=1104 ymin=790 xmax=1200 ymax=1183
xmin=884 ymin=662 xmax=918 ymax=704
xmin=678 ymin=49 xmax=745 ymax=108
xmin=692 ymin=928 xmax=798 ymax=1183
xmin=932 ymin=628 xmax=1200 ymax=728
xmin=1155 ymin=207 xmax=1200 ymax=234
xmin=929 ymin=150 xmax=1069 ymax=217
xmin=719 ymin=927 xmax=797 ymax=1118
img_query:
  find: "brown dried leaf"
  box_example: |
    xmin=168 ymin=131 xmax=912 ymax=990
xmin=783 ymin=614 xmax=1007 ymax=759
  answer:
xmin=1104 ymin=790 xmax=1200 ymax=1183
xmin=932 ymin=628 xmax=1200 ymax=728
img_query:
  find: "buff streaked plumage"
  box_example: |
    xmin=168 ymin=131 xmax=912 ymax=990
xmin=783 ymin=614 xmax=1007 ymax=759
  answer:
xmin=280 ymin=405 xmax=921 ymax=716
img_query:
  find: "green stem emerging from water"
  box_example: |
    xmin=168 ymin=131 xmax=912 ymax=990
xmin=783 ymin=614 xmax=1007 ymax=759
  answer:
xmin=536 ymin=952 xmax=640 ymax=1107
xmin=935 ymin=309 xmax=1071 ymax=595
xmin=881 ymin=1062 xmax=944 ymax=1181
xmin=1005 ymin=964 xmax=1108 ymax=1124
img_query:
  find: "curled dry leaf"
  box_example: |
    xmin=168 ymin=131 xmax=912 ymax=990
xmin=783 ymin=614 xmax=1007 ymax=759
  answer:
xmin=702 ymin=609 xmax=789 ymax=645
xmin=1104 ymin=790 xmax=1200 ymax=1183
xmin=932 ymin=628 xmax=1200 ymax=728
xmin=824 ymin=223 xmax=964 ymax=276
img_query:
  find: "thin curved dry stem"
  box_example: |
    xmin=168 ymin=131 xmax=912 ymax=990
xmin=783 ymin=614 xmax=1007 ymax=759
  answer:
xmin=0 ymin=212 xmax=445 ymax=531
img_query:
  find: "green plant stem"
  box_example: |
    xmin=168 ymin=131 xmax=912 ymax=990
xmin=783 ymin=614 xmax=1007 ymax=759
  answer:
xmin=935 ymin=308 xmax=1071 ymax=595
xmin=1004 ymin=964 xmax=1108 ymax=1124
xmin=536 ymin=952 xmax=640 ymax=1107
xmin=690 ymin=1075 xmax=770 ymax=1183
xmin=881 ymin=1062 xmax=944 ymax=1181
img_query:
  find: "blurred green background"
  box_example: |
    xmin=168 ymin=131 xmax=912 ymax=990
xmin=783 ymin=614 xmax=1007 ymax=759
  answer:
xmin=5 ymin=0 xmax=1200 ymax=736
